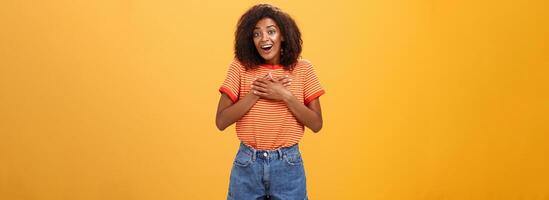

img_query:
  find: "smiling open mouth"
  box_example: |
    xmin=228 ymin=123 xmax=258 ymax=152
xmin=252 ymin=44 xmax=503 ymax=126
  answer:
xmin=260 ymin=44 xmax=273 ymax=51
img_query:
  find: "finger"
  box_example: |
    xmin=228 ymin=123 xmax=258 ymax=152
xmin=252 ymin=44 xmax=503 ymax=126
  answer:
xmin=277 ymin=75 xmax=292 ymax=83
xmin=255 ymin=78 xmax=272 ymax=84
xmin=262 ymin=73 xmax=272 ymax=81
xmin=277 ymin=75 xmax=289 ymax=81
xmin=252 ymin=81 xmax=268 ymax=88
xmin=270 ymin=75 xmax=281 ymax=83
xmin=280 ymin=78 xmax=292 ymax=85
xmin=283 ymin=82 xmax=291 ymax=87
xmin=253 ymin=90 xmax=268 ymax=97
xmin=251 ymin=86 xmax=268 ymax=93
xmin=251 ymin=83 xmax=269 ymax=92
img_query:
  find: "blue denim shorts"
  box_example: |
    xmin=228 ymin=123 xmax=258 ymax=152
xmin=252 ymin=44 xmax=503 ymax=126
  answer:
xmin=227 ymin=142 xmax=308 ymax=200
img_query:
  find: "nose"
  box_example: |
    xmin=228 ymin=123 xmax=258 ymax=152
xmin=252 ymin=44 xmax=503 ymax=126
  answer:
xmin=261 ymin=32 xmax=269 ymax=41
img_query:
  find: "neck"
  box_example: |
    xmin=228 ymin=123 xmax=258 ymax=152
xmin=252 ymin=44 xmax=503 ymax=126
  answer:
xmin=266 ymin=60 xmax=279 ymax=65
xmin=265 ymin=55 xmax=280 ymax=65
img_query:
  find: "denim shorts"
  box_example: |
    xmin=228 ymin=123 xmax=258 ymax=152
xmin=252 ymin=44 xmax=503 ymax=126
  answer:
xmin=227 ymin=142 xmax=308 ymax=200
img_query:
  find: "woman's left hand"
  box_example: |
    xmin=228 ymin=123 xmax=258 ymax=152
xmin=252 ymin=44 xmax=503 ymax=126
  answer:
xmin=251 ymin=74 xmax=293 ymax=101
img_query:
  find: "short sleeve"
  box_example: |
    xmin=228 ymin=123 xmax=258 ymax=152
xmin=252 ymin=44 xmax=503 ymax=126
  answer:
xmin=302 ymin=61 xmax=325 ymax=105
xmin=219 ymin=60 xmax=244 ymax=103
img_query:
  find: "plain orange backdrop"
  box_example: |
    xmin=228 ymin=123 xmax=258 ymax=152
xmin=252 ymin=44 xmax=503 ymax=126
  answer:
xmin=1 ymin=0 xmax=548 ymax=199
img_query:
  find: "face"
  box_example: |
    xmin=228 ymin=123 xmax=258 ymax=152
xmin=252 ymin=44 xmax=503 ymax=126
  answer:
xmin=253 ymin=18 xmax=284 ymax=65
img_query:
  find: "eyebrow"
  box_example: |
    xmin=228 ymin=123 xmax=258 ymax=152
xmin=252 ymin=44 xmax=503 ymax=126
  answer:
xmin=254 ymin=25 xmax=277 ymax=30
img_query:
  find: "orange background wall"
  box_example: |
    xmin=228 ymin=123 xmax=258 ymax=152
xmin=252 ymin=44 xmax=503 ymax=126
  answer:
xmin=1 ymin=0 xmax=548 ymax=199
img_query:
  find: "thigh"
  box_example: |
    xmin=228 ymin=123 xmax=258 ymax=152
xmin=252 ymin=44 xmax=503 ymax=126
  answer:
xmin=268 ymin=152 xmax=308 ymax=200
xmin=227 ymin=150 xmax=265 ymax=200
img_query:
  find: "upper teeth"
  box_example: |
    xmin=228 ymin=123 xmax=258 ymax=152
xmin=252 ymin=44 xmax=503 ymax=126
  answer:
xmin=261 ymin=44 xmax=273 ymax=48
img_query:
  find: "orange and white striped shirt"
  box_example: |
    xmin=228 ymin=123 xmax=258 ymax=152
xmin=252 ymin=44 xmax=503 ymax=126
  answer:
xmin=219 ymin=59 xmax=325 ymax=150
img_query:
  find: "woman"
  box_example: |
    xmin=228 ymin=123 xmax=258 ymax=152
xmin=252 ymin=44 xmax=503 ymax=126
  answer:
xmin=216 ymin=4 xmax=325 ymax=199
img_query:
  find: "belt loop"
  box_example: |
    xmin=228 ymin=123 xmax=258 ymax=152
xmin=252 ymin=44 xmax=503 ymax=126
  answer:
xmin=252 ymin=148 xmax=257 ymax=161
xmin=277 ymin=148 xmax=283 ymax=160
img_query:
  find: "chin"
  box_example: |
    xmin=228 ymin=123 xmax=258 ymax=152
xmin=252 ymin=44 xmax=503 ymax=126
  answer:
xmin=261 ymin=56 xmax=274 ymax=61
xmin=257 ymin=47 xmax=279 ymax=63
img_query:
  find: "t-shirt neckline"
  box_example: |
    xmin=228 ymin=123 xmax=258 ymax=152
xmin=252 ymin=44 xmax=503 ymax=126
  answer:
xmin=261 ymin=63 xmax=283 ymax=69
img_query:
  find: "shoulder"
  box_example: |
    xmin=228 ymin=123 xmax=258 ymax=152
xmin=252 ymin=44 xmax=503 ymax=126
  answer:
xmin=296 ymin=58 xmax=313 ymax=67
xmin=294 ymin=58 xmax=314 ymax=71
xmin=228 ymin=58 xmax=246 ymax=72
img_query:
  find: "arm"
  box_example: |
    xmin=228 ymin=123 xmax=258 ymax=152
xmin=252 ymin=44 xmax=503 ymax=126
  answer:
xmin=282 ymin=95 xmax=323 ymax=133
xmin=215 ymin=92 xmax=259 ymax=131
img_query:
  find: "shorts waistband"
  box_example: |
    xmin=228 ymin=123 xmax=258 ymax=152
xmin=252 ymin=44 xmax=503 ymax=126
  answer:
xmin=238 ymin=143 xmax=300 ymax=161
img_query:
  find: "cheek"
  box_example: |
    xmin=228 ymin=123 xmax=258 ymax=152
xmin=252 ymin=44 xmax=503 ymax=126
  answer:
xmin=253 ymin=37 xmax=261 ymax=46
xmin=274 ymin=34 xmax=281 ymax=43
xmin=272 ymin=36 xmax=282 ymax=47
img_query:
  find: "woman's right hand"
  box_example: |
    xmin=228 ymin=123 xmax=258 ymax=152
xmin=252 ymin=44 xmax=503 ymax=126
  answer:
xmin=251 ymin=74 xmax=293 ymax=101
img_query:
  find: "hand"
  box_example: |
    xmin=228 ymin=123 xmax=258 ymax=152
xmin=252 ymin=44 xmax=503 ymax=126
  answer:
xmin=251 ymin=74 xmax=293 ymax=101
xmin=258 ymin=72 xmax=292 ymax=87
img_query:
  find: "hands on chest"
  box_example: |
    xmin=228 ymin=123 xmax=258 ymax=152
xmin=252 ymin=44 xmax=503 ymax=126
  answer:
xmin=251 ymin=72 xmax=293 ymax=101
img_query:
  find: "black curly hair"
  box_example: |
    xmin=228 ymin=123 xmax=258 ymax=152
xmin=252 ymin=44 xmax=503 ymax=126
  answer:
xmin=234 ymin=4 xmax=302 ymax=71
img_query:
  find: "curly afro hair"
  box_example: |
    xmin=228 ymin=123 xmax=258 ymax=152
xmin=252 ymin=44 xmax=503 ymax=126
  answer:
xmin=234 ymin=4 xmax=302 ymax=71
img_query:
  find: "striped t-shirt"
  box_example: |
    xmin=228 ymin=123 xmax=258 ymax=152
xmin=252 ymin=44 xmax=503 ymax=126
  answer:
xmin=219 ymin=59 xmax=325 ymax=150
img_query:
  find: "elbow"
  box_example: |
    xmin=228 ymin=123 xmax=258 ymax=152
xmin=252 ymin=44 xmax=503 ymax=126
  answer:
xmin=311 ymin=126 xmax=322 ymax=133
xmin=216 ymin=112 xmax=234 ymax=131
xmin=216 ymin=123 xmax=225 ymax=131
xmin=310 ymin=113 xmax=323 ymax=133
xmin=310 ymin=121 xmax=323 ymax=133
xmin=216 ymin=118 xmax=227 ymax=131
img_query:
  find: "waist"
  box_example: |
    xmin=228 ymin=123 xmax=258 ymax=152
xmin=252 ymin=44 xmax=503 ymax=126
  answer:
xmin=238 ymin=142 xmax=300 ymax=160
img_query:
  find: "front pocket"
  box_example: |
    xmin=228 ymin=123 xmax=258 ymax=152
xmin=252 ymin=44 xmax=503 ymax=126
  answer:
xmin=283 ymin=153 xmax=303 ymax=166
xmin=233 ymin=151 xmax=252 ymax=167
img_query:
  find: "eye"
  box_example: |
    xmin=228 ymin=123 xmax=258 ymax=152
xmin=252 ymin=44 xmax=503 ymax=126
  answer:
xmin=268 ymin=30 xmax=276 ymax=35
xmin=253 ymin=32 xmax=260 ymax=38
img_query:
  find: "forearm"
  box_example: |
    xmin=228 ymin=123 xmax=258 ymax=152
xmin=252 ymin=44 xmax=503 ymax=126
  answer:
xmin=216 ymin=93 xmax=259 ymax=130
xmin=283 ymin=95 xmax=323 ymax=132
